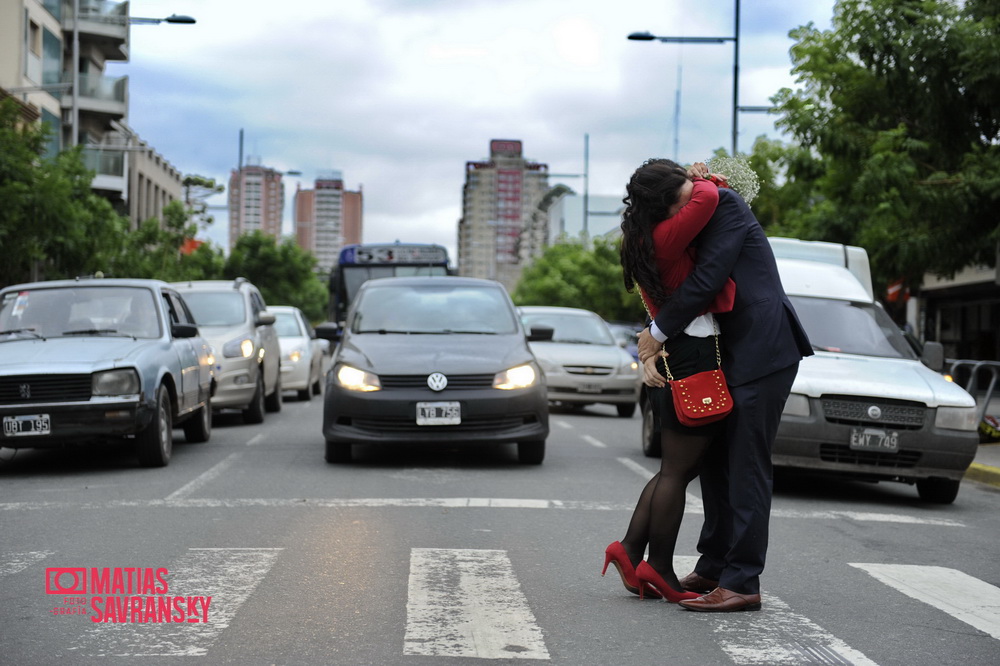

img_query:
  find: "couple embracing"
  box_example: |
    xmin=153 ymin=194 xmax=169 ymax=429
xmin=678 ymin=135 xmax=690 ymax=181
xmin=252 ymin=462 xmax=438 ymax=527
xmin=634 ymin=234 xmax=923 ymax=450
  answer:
xmin=603 ymin=159 xmax=813 ymax=612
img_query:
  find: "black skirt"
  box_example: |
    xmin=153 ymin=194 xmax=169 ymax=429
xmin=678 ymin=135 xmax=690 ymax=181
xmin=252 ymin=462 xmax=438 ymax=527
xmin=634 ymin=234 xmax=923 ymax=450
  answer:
xmin=649 ymin=332 xmax=728 ymax=436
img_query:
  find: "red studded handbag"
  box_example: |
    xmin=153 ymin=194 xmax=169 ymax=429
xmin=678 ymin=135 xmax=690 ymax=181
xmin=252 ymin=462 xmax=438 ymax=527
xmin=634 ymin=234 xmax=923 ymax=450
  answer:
xmin=662 ymin=331 xmax=733 ymax=427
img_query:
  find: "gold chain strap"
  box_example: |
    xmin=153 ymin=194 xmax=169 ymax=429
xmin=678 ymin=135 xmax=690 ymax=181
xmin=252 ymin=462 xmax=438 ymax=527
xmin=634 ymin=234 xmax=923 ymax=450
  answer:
xmin=639 ymin=292 xmax=720 ymax=382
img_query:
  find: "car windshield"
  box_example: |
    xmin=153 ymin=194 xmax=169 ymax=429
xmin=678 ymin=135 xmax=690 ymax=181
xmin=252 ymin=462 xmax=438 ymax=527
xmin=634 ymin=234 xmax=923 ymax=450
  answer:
xmin=0 ymin=286 xmax=161 ymax=339
xmin=789 ymin=296 xmax=918 ymax=359
xmin=521 ymin=311 xmax=616 ymax=345
xmin=183 ymin=292 xmax=246 ymax=326
xmin=352 ymin=284 xmax=517 ymax=334
xmin=274 ymin=311 xmax=305 ymax=337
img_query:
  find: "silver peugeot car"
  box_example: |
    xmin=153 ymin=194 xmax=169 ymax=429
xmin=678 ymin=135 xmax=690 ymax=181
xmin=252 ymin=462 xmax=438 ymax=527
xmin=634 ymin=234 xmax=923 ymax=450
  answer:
xmin=0 ymin=278 xmax=214 ymax=467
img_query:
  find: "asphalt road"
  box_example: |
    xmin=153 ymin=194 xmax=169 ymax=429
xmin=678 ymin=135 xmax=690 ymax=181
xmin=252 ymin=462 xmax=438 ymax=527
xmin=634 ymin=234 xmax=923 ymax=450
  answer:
xmin=2 ymin=390 xmax=999 ymax=665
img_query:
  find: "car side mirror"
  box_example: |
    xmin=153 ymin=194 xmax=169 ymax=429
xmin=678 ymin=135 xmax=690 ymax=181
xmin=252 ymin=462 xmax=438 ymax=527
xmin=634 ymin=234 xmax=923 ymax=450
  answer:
xmin=314 ymin=322 xmax=342 ymax=344
xmin=527 ymin=325 xmax=554 ymax=342
xmin=256 ymin=311 xmax=276 ymax=326
xmin=921 ymin=340 xmax=944 ymax=372
xmin=171 ymin=322 xmax=199 ymax=339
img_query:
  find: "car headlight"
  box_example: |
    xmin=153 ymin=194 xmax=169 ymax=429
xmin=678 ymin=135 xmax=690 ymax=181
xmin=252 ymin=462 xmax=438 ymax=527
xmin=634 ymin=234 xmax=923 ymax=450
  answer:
xmin=93 ymin=369 xmax=140 ymax=396
xmin=782 ymin=393 xmax=810 ymax=417
xmin=287 ymin=347 xmax=304 ymax=363
xmin=621 ymin=358 xmax=639 ymax=373
xmin=935 ymin=406 xmax=978 ymax=431
xmin=335 ymin=364 xmax=381 ymax=392
xmin=494 ymin=364 xmax=538 ymax=390
xmin=223 ymin=337 xmax=255 ymax=359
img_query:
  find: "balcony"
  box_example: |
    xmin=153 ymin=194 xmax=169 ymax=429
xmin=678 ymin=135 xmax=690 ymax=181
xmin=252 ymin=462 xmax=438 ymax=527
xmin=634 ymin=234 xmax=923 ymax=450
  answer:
xmin=62 ymin=0 xmax=130 ymax=61
xmin=61 ymin=72 xmax=128 ymax=121
xmin=82 ymin=146 xmax=126 ymax=195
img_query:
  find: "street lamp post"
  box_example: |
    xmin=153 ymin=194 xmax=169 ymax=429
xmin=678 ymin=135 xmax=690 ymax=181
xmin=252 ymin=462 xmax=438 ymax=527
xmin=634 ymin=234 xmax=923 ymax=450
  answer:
xmin=628 ymin=0 xmax=742 ymax=155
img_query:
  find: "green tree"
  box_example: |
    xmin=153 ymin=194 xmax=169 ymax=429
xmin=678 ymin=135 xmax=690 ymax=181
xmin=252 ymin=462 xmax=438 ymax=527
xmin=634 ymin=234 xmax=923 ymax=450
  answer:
xmin=769 ymin=0 xmax=1000 ymax=290
xmin=511 ymin=236 xmax=645 ymax=323
xmin=182 ymin=174 xmax=224 ymax=230
xmin=111 ymin=200 xmax=225 ymax=281
xmin=224 ymin=231 xmax=328 ymax=322
xmin=0 ymin=98 xmax=127 ymax=287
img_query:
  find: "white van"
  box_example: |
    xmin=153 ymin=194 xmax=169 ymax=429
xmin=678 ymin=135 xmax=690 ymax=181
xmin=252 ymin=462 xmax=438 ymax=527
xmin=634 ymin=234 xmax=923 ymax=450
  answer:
xmin=639 ymin=237 xmax=980 ymax=504
xmin=770 ymin=238 xmax=979 ymax=503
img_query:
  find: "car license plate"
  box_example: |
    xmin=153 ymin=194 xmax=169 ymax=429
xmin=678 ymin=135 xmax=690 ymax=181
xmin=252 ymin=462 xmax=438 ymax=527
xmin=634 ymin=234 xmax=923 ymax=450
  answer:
xmin=3 ymin=414 xmax=51 ymax=437
xmin=578 ymin=383 xmax=602 ymax=394
xmin=416 ymin=401 xmax=461 ymax=426
xmin=849 ymin=427 xmax=899 ymax=453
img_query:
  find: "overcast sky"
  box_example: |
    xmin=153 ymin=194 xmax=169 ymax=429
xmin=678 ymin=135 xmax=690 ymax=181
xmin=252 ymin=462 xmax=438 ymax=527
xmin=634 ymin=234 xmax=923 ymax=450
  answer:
xmin=114 ymin=0 xmax=837 ymax=258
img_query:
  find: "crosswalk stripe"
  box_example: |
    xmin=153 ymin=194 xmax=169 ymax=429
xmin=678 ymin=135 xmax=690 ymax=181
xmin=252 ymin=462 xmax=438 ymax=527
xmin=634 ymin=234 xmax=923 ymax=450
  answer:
xmin=0 ymin=550 xmax=53 ymax=578
xmin=850 ymin=563 xmax=1000 ymax=641
xmin=673 ymin=556 xmax=878 ymax=665
xmin=404 ymin=548 xmax=550 ymax=660
xmin=70 ymin=547 xmax=282 ymax=657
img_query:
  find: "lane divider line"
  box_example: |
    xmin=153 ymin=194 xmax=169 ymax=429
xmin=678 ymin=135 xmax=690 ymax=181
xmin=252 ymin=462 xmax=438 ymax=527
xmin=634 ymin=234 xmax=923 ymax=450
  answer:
xmin=165 ymin=452 xmax=241 ymax=501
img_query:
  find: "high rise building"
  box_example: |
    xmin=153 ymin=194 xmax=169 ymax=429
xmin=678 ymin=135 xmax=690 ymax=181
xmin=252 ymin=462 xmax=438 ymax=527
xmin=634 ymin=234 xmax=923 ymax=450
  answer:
xmin=292 ymin=171 xmax=363 ymax=274
xmin=228 ymin=162 xmax=286 ymax=249
xmin=0 ymin=0 xmax=182 ymax=228
xmin=457 ymin=139 xmax=550 ymax=292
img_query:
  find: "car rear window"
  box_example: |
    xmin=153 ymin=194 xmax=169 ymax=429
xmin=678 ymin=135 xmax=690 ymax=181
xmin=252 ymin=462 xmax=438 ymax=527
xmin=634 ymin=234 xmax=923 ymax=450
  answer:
xmin=182 ymin=292 xmax=247 ymax=326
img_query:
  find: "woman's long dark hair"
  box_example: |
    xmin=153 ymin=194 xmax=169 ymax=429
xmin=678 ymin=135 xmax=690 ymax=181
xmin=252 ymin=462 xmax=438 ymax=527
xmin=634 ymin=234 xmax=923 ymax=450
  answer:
xmin=620 ymin=158 xmax=690 ymax=307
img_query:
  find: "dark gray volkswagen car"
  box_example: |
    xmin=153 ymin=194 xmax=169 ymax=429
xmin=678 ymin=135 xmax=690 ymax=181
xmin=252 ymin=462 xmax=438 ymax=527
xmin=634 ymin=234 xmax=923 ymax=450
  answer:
xmin=317 ymin=276 xmax=551 ymax=464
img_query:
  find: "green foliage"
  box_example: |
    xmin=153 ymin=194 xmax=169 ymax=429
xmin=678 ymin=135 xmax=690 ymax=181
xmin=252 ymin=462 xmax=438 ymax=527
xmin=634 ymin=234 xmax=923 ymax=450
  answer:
xmin=0 ymin=98 xmax=128 ymax=286
xmin=224 ymin=231 xmax=328 ymax=322
xmin=766 ymin=0 xmax=1000 ymax=290
xmin=511 ymin=236 xmax=645 ymax=323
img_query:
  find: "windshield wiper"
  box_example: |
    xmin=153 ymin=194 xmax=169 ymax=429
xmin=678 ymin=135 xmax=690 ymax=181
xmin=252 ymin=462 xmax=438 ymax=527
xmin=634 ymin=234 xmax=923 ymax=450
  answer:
xmin=61 ymin=328 xmax=131 ymax=337
xmin=444 ymin=330 xmax=498 ymax=335
xmin=0 ymin=328 xmax=44 ymax=339
xmin=555 ymin=338 xmax=597 ymax=345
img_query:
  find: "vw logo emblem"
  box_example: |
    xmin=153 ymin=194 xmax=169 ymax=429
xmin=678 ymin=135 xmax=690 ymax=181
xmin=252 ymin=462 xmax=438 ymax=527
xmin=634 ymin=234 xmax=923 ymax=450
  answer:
xmin=427 ymin=372 xmax=448 ymax=392
xmin=867 ymin=405 xmax=882 ymax=420
xmin=19 ymin=384 xmax=31 ymax=399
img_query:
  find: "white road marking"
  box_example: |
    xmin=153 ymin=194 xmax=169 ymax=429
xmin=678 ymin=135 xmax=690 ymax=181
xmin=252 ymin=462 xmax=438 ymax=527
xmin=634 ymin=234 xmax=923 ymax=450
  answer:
xmin=582 ymin=435 xmax=607 ymax=448
xmin=404 ymin=548 xmax=549 ymax=660
xmin=71 ymin=547 xmax=282 ymax=657
xmin=0 ymin=496 xmax=966 ymax=526
xmin=617 ymin=457 xmax=703 ymax=512
xmin=0 ymin=550 xmax=53 ymax=578
xmin=553 ymin=419 xmax=572 ymax=429
xmin=851 ymin=563 xmax=1000 ymax=640
xmin=164 ymin=452 xmax=241 ymax=501
xmin=246 ymin=434 xmax=265 ymax=446
xmin=673 ymin=556 xmax=878 ymax=665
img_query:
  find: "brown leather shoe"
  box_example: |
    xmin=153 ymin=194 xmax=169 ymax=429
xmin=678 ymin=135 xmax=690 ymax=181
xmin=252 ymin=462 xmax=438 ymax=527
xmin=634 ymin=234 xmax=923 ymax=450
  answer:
xmin=678 ymin=587 xmax=762 ymax=612
xmin=677 ymin=571 xmax=719 ymax=594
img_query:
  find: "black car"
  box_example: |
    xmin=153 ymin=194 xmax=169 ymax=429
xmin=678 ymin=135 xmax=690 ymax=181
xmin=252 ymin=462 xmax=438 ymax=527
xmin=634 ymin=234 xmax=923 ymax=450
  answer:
xmin=316 ymin=276 xmax=551 ymax=464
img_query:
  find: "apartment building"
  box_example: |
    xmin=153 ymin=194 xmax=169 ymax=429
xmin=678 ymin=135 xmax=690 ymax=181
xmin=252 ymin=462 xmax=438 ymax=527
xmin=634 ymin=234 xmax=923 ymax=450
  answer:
xmin=457 ymin=139 xmax=550 ymax=292
xmin=228 ymin=162 xmax=286 ymax=249
xmin=292 ymin=171 xmax=363 ymax=274
xmin=0 ymin=0 xmax=182 ymax=228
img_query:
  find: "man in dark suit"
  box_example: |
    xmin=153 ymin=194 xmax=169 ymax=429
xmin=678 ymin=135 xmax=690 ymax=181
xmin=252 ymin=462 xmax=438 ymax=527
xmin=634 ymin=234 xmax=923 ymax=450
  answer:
xmin=638 ymin=185 xmax=812 ymax=612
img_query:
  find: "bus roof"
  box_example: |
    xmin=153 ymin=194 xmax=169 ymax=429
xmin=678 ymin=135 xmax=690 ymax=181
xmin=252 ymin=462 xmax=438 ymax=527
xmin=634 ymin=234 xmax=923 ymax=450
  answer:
xmin=338 ymin=243 xmax=449 ymax=265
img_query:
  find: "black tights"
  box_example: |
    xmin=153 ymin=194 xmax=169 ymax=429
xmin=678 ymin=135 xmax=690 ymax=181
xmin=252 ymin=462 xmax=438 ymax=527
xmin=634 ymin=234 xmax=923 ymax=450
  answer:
xmin=620 ymin=428 xmax=714 ymax=591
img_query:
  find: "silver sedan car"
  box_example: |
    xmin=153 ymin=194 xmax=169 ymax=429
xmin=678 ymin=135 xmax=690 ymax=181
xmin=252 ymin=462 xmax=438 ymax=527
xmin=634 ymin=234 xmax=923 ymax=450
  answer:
xmin=0 ymin=278 xmax=215 ymax=467
xmin=270 ymin=305 xmax=328 ymax=401
xmin=519 ymin=306 xmax=641 ymax=417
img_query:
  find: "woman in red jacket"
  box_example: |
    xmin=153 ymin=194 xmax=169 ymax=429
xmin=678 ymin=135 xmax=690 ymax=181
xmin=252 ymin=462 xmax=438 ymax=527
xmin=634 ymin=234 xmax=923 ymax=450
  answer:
xmin=603 ymin=159 xmax=734 ymax=602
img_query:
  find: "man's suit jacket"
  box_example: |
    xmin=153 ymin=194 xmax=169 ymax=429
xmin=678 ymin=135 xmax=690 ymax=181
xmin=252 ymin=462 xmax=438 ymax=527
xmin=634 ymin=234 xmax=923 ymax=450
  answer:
xmin=652 ymin=188 xmax=813 ymax=387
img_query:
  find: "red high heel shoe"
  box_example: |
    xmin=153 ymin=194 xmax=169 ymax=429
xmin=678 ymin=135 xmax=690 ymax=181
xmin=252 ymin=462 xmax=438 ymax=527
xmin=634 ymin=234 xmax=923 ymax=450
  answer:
xmin=602 ymin=542 xmax=660 ymax=598
xmin=635 ymin=561 xmax=702 ymax=602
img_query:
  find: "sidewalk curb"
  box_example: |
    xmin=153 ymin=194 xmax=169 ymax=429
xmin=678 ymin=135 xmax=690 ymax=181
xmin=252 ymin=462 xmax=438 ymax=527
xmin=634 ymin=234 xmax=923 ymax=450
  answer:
xmin=965 ymin=462 xmax=1000 ymax=489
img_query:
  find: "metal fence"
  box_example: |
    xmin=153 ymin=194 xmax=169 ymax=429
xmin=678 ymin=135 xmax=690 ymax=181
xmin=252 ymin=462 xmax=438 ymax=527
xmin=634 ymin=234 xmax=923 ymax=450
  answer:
xmin=946 ymin=359 xmax=1000 ymax=424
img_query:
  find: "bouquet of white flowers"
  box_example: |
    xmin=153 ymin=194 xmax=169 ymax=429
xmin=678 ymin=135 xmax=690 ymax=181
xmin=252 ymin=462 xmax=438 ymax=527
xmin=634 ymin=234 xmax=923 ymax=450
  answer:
xmin=705 ymin=155 xmax=761 ymax=204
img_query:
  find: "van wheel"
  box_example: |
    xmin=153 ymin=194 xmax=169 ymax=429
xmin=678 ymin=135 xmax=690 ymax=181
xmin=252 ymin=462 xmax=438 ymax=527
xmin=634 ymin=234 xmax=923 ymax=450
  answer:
xmin=297 ymin=388 xmax=311 ymax=401
xmin=617 ymin=403 xmax=636 ymax=418
xmin=325 ymin=440 xmax=352 ymax=463
xmin=641 ymin=397 xmax=661 ymax=458
xmin=518 ymin=439 xmax=545 ymax=464
xmin=916 ymin=477 xmax=960 ymax=504
xmin=136 ymin=388 xmax=172 ymax=467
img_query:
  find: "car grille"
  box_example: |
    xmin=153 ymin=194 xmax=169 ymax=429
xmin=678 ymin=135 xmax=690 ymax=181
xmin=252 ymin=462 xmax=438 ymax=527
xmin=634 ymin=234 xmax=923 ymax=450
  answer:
xmin=563 ymin=365 xmax=612 ymax=376
xmin=819 ymin=443 xmax=922 ymax=468
xmin=379 ymin=374 xmax=495 ymax=390
xmin=0 ymin=374 xmax=92 ymax=405
xmin=821 ymin=395 xmax=926 ymax=430
xmin=349 ymin=414 xmax=537 ymax=433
